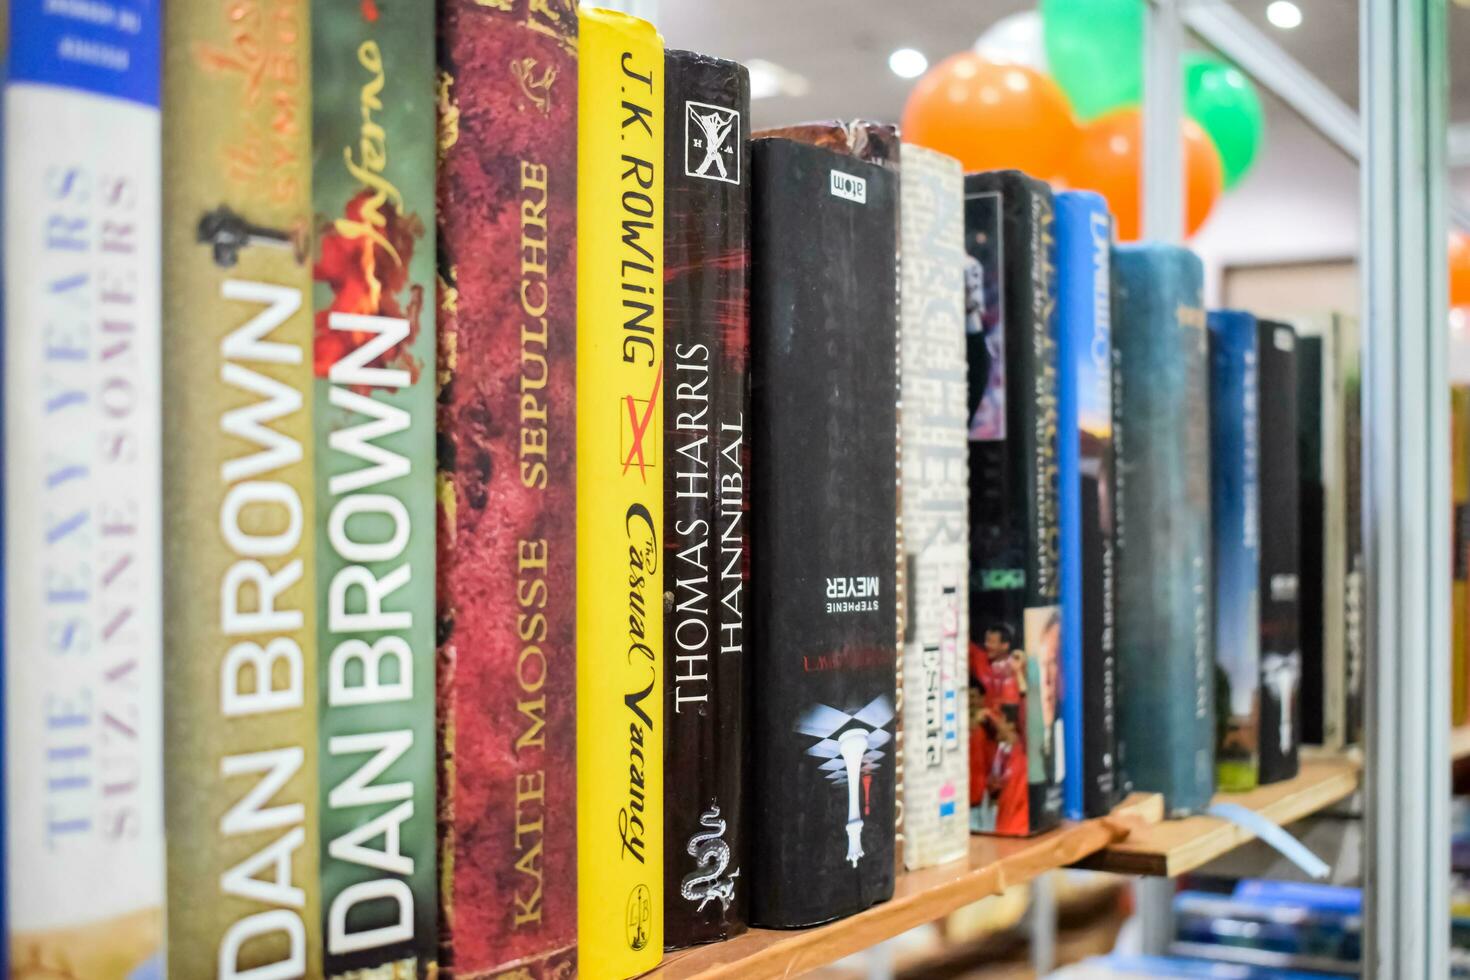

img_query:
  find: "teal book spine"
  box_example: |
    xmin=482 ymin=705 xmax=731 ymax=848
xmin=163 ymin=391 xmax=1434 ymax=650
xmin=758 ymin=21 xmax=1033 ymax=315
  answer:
xmin=1112 ymin=244 xmax=1215 ymax=816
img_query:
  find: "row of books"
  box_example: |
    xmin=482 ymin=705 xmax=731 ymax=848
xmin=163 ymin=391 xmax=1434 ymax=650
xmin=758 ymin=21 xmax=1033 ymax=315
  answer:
xmin=0 ymin=2 xmax=1366 ymax=978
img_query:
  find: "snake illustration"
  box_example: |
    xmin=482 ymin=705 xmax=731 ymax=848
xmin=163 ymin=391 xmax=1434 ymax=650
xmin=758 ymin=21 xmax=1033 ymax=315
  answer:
xmin=680 ymin=803 xmax=739 ymax=913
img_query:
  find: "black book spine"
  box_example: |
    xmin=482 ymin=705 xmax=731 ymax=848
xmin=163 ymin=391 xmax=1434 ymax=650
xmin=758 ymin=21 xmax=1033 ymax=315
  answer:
xmin=964 ymin=170 xmax=1063 ymax=837
xmin=749 ymin=120 xmax=910 ymax=865
xmin=1296 ymin=336 xmax=1326 ymax=746
xmin=662 ymin=49 xmax=751 ymax=949
xmin=748 ymin=137 xmax=898 ymax=929
xmin=1341 ymin=317 xmax=1365 ymax=744
xmin=1257 ymin=319 xmax=1302 ymax=783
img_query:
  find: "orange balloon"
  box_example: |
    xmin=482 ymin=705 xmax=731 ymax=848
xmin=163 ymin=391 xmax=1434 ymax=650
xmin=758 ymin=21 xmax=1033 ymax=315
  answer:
xmin=1061 ymin=107 xmax=1224 ymax=241
xmin=902 ymin=52 xmax=1077 ymax=178
xmin=1451 ymin=231 xmax=1470 ymax=307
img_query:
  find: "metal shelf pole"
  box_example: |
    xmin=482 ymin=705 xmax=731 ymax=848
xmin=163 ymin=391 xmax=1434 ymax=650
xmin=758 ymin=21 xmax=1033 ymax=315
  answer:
xmin=1360 ymin=0 xmax=1450 ymax=975
xmin=1143 ymin=0 xmax=1184 ymax=243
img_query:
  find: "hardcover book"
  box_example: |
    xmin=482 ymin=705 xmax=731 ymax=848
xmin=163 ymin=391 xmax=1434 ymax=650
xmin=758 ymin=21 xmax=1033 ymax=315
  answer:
xmin=1054 ymin=190 xmax=1119 ymax=820
xmin=1297 ymin=332 xmax=1328 ymax=746
xmin=312 ymin=3 xmax=438 ymax=974
xmin=964 ymin=170 xmax=1064 ymax=837
xmin=1208 ymin=310 xmax=1261 ymax=792
xmin=1339 ymin=316 xmax=1365 ymax=745
xmin=577 ymin=9 xmax=665 ymax=975
xmin=748 ymin=137 xmax=899 ymax=928
xmin=662 ymin=48 xmax=750 ymax=949
xmin=898 ymin=143 xmax=970 ymax=870
xmin=1297 ymin=315 xmax=1359 ymax=749
xmin=1257 ymin=319 xmax=1301 ymax=785
xmin=162 ymin=0 xmax=322 ymax=974
xmin=1457 ymin=386 xmax=1470 ymax=727
xmin=4 ymin=2 xmax=164 ymax=975
xmin=1112 ymin=244 xmax=1215 ymax=816
xmin=754 ymin=120 xmax=901 ymax=167
xmin=435 ymin=2 xmax=579 ymax=976
xmin=0 ymin=16 xmax=6 ymax=970
xmin=753 ymin=119 xmax=907 ymax=859
xmin=0 ymin=12 xmax=6 ymax=967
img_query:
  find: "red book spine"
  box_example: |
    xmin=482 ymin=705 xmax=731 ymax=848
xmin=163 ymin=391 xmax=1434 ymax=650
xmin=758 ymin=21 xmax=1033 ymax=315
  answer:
xmin=436 ymin=2 xmax=578 ymax=975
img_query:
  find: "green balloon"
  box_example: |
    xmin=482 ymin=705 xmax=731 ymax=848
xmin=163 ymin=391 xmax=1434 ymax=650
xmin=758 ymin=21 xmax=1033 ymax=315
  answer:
xmin=1041 ymin=0 xmax=1144 ymax=120
xmin=1185 ymin=53 xmax=1265 ymax=188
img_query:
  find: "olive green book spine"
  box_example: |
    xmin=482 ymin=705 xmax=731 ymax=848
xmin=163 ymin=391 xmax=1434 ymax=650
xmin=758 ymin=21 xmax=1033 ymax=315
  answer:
xmin=162 ymin=1 xmax=321 ymax=975
xmin=311 ymin=1 xmax=438 ymax=976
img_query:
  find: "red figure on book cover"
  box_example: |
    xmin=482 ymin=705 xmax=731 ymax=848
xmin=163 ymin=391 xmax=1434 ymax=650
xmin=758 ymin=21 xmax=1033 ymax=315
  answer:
xmin=969 ymin=627 xmax=1030 ymax=834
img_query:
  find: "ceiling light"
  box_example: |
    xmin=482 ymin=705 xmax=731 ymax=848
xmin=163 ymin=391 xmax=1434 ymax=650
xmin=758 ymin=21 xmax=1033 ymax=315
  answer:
xmin=888 ymin=47 xmax=928 ymax=80
xmin=744 ymin=58 xmax=809 ymax=100
xmin=747 ymin=60 xmax=781 ymax=100
xmin=1266 ymin=1 xmax=1302 ymax=29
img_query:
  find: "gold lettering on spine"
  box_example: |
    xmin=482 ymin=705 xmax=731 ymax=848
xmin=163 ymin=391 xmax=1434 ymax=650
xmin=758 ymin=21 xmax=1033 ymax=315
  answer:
xmin=514 ymin=538 xmax=549 ymax=924
xmin=513 ymin=146 xmax=554 ymax=927
xmin=335 ymin=42 xmax=407 ymax=271
xmin=520 ymin=161 xmax=552 ymax=490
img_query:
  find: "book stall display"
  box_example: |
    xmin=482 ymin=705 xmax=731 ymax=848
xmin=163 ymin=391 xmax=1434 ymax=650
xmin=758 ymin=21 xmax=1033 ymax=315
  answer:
xmin=0 ymin=0 xmax=1454 ymax=978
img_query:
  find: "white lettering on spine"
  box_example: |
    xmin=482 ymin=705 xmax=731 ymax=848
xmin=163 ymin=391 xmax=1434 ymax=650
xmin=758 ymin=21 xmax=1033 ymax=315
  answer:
xmin=219 ymin=909 xmax=306 ymax=980
xmin=321 ymin=309 xmax=420 ymax=956
xmin=217 ymin=280 xmax=308 ymax=971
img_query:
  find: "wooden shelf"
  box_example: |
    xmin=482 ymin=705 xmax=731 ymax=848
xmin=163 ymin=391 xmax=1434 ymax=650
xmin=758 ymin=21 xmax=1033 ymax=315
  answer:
xmin=646 ymin=757 xmax=1361 ymax=978
xmin=646 ymin=793 xmax=1163 ymax=980
xmin=1077 ymin=755 xmax=1362 ymax=878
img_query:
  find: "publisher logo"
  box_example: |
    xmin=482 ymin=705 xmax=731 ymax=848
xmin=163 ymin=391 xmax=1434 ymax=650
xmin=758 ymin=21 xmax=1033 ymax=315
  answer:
xmin=830 ymin=169 xmax=866 ymax=203
xmin=626 ymin=884 xmax=652 ymax=950
xmin=685 ymin=101 xmax=740 ymax=184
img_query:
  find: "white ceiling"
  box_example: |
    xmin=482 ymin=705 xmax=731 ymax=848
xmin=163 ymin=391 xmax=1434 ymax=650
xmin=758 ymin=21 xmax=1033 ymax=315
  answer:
xmin=658 ymin=0 xmax=1470 ymax=270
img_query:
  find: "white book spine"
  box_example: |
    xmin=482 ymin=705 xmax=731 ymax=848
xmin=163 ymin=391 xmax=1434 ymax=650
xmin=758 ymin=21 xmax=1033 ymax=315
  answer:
xmin=899 ymin=144 xmax=971 ymax=870
xmin=4 ymin=3 xmax=163 ymax=969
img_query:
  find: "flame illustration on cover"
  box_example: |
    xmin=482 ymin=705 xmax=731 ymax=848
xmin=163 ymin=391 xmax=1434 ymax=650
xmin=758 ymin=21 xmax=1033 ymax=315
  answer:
xmin=313 ymin=189 xmax=425 ymax=383
xmin=795 ymin=696 xmax=895 ymax=866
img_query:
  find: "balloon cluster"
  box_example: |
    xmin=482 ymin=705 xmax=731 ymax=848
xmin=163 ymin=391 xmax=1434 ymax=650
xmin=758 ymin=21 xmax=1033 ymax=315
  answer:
xmin=901 ymin=1 xmax=1266 ymax=241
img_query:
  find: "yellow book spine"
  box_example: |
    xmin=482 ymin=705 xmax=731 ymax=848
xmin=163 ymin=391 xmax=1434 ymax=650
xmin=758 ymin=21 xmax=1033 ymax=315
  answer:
xmin=576 ymin=8 xmax=665 ymax=976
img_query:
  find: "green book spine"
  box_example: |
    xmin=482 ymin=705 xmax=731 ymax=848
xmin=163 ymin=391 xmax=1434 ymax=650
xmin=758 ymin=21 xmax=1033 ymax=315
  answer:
xmin=311 ymin=2 xmax=438 ymax=975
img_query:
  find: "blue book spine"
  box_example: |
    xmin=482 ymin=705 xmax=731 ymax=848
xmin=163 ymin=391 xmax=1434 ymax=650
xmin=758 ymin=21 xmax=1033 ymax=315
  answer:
xmin=5 ymin=1 xmax=163 ymax=972
xmin=1113 ymin=244 xmax=1215 ymax=816
xmin=1208 ymin=310 xmax=1261 ymax=792
xmin=1054 ymin=191 xmax=1118 ymax=820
